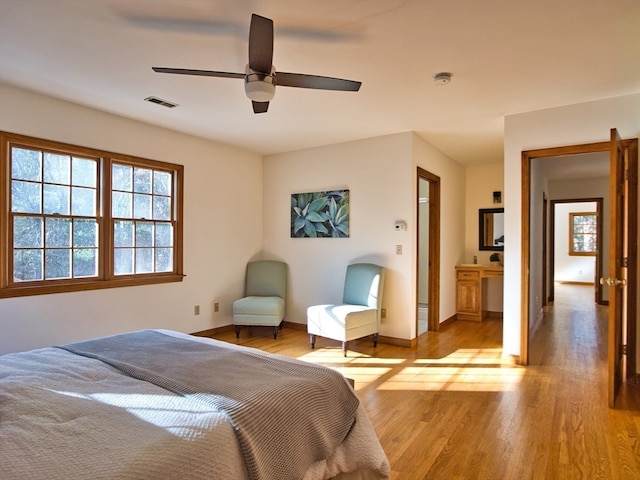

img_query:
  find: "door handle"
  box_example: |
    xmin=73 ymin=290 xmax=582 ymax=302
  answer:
xmin=599 ymin=277 xmax=627 ymax=287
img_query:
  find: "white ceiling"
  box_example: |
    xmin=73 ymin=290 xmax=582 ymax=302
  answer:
xmin=1 ymin=0 xmax=638 ymax=169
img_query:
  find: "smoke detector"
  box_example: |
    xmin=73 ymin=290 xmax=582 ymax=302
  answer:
xmin=433 ymin=72 xmax=452 ymax=86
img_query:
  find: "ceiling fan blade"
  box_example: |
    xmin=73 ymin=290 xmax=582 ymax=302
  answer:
xmin=252 ymin=101 xmax=270 ymax=114
xmin=275 ymin=72 xmax=361 ymax=91
xmin=152 ymin=67 xmax=244 ymax=79
xmin=248 ymin=14 xmax=273 ymax=73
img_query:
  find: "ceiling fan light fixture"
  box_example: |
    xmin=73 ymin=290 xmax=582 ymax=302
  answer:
xmin=433 ymin=72 xmax=452 ymax=86
xmin=245 ymin=78 xmax=275 ymax=102
xmin=245 ymin=65 xmax=276 ymax=102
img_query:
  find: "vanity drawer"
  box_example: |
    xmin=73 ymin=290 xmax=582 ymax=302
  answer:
xmin=457 ymin=270 xmax=480 ymax=281
xmin=484 ymin=270 xmax=504 ymax=279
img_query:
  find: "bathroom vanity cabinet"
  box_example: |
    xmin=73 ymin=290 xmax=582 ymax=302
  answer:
xmin=455 ymin=265 xmax=504 ymax=321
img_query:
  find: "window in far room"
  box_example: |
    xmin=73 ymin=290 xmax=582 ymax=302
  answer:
xmin=569 ymin=212 xmax=597 ymax=256
xmin=0 ymin=132 xmax=184 ymax=298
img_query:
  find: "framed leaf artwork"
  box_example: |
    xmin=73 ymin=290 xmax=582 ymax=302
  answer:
xmin=291 ymin=190 xmax=349 ymax=238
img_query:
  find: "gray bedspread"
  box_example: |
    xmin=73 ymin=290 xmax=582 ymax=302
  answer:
xmin=56 ymin=330 xmax=360 ymax=480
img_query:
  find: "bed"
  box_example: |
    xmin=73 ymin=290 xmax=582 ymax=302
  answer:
xmin=0 ymin=329 xmax=389 ymax=480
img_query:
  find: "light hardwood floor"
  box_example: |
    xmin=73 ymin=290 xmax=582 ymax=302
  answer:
xmin=210 ymin=284 xmax=639 ymax=479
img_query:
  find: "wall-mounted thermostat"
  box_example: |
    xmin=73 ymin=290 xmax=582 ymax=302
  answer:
xmin=394 ymin=221 xmax=406 ymax=231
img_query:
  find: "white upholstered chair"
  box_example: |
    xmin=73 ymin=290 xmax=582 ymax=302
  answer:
xmin=233 ymin=260 xmax=287 ymax=339
xmin=307 ymin=263 xmax=385 ymax=357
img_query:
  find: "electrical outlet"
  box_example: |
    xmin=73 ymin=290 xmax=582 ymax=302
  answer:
xmin=381 ymin=308 xmax=387 ymax=319
xmin=396 ymin=245 xmax=402 ymax=255
xmin=194 ymin=305 xmax=200 ymax=316
xmin=214 ymin=302 xmax=219 ymax=313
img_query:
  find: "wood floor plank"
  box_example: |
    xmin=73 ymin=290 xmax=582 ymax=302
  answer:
xmin=209 ymin=284 xmax=639 ymax=479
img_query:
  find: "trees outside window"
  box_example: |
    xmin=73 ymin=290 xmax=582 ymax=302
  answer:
xmin=569 ymin=212 xmax=597 ymax=256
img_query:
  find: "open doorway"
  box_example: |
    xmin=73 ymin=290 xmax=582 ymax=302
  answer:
xmin=417 ymin=177 xmax=429 ymax=335
xmin=549 ymin=199 xmax=605 ymax=305
xmin=523 ymin=148 xmax=612 ymax=364
xmin=417 ymin=167 xmax=440 ymax=335
xmin=521 ymin=133 xmax=638 ymax=407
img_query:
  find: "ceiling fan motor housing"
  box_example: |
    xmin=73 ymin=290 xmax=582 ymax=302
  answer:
xmin=245 ymin=65 xmax=276 ymax=102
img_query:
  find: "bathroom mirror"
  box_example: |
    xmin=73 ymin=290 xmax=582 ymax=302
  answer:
xmin=479 ymin=208 xmax=504 ymax=251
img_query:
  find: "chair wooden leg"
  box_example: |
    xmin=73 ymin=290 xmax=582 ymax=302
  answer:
xmin=373 ymin=333 xmax=378 ymax=347
xmin=309 ymin=334 xmax=316 ymax=349
xmin=272 ymin=326 xmax=278 ymax=339
xmin=342 ymin=341 xmax=347 ymax=357
xmin=234 ymin=325 xmax=241 ymax=339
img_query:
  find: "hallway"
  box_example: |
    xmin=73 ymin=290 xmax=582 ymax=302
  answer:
xmin=530 ymin=283 xmax=639 ymax=407
xmin=529 ymin=283 xmax=640 ymax=404
xmin=531 ymin=283 xmax=608 ymax=367
xmin=527 ymin=283 xmax=640 ymax=476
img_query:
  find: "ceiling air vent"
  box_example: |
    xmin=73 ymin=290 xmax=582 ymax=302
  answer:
xmin=144 ymin=96 xmax=179 ymax=108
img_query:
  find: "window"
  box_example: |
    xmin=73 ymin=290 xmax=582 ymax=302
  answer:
xmin=1 ymin=132 xmax=184 ymax=297
xmin=569 ymin=212 xmax=597 ymax=256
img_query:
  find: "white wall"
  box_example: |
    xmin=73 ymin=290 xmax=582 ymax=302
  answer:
xmin=503 ymin=93 xmax=640 ymax=360
xmin=263 ymin=133 xmax=412 ymax=340
xmin=0 ymin=83 xmax=263 ymax=354
xmin=413 ymin=134 xmax=466 ymax=326
xmin=262 ymin=132 xmax=465 ymax=341
xmin=529 ymin=158 xmax=551 ymax=317
xmin=464 ymin=163 xmax=504 ymax=263
xmin=553 ymin=202 xmax=597 ymax=283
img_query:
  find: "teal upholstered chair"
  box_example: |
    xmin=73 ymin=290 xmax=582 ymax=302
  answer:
xmin=233 ymin=260 xmax=287 ymax=339
xmin=307 ymin=263 xmax=385 ymax=357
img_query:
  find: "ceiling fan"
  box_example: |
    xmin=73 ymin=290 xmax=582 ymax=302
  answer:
xmin=152 ymin=14 xmax=362 ymax=114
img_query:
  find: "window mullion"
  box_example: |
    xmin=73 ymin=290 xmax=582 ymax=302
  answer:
xmin=102 ymin=157 xmax=113 ymax=280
